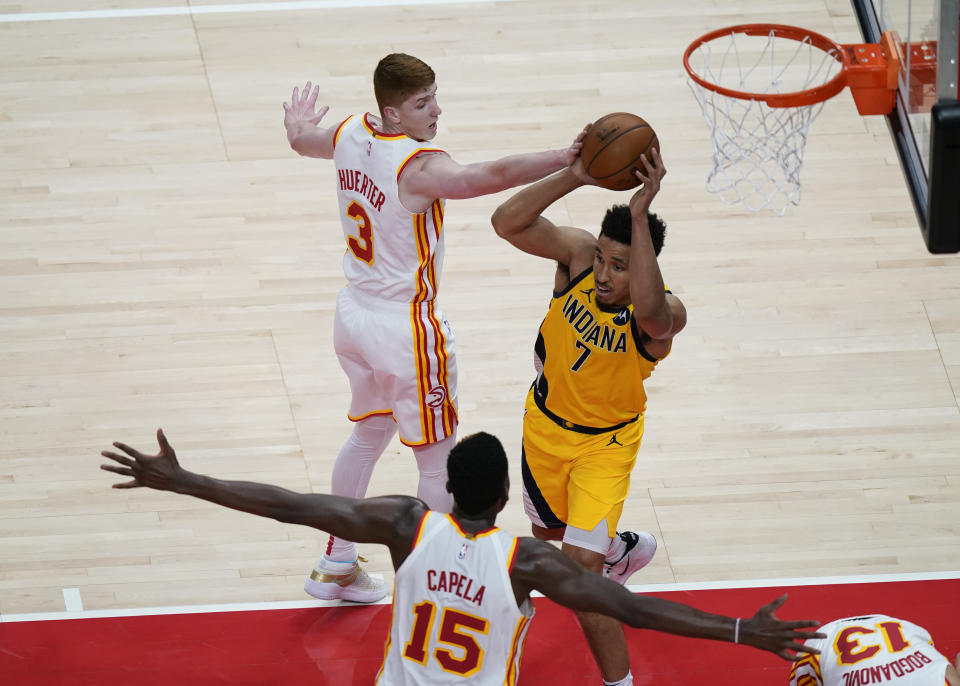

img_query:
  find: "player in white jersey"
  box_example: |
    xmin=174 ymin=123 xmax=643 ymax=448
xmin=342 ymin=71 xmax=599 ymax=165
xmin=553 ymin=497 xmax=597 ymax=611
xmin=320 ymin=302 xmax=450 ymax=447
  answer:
xmin=283 ymin=53 xmax=583 ymax=603
xmin=789 ymin=615 xmax=960 ymax=686
xmin=377 ymin=511 xmax=533 ymax=685
xmin=102 ymin=428 xmax=825 ymax=685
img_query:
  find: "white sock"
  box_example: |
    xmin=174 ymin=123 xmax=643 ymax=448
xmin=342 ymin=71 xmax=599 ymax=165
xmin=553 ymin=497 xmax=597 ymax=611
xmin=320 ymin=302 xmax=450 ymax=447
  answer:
xmin=322 ymin=415 xmax=397 ymax=564
xmin=412 ymin=433 xmax=456 ymax=512
xmin=603 ymin=671 xmax=633 ymax=686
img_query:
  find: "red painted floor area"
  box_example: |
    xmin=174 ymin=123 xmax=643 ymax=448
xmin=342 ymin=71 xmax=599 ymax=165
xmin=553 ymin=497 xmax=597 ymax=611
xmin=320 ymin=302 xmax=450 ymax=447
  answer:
xmin=3 ymin=578 xmax=958 ymax=685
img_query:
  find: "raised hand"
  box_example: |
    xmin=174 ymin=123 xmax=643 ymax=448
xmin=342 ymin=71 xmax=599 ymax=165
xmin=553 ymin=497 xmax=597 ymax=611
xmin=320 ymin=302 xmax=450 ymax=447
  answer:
xmin=628 ymin=147 xmax=666 ymax=216
xmin=283 ymin=81 xmax=329 ymax=132
xmin=100 ymin=428 xmax=183 ymax=491
xmin=561 ymin=123 xmax=591 ymax=167
xmin=741 ymin=595 xmax=825 ymax=661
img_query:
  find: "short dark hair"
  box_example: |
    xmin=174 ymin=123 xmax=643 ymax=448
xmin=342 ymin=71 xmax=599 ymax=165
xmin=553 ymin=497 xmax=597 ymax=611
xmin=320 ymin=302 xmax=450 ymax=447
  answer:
xmin=599 ymin=205 xmax=666 ymax=256
xmin=446 ymin=432 xmax=508 ymax=516
xmin=373 ymin=53 xmax=436 ymax=112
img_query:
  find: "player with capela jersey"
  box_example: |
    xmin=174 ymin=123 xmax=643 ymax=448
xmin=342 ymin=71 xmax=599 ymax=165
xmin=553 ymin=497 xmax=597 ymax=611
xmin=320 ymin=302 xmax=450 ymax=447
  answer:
xmin=101 ymin=428 xmax=826 ymax=686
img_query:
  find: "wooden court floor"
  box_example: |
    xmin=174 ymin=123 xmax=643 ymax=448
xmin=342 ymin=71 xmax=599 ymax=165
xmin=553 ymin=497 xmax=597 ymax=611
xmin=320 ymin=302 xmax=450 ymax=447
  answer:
xmin=1 ymin=0 xmax=959 ymax=629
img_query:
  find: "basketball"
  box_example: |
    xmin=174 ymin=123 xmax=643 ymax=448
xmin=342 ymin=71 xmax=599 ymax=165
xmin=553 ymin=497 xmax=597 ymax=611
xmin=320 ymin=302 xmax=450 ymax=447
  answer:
xmin=580 ymin=112 xmax=659 ymax=191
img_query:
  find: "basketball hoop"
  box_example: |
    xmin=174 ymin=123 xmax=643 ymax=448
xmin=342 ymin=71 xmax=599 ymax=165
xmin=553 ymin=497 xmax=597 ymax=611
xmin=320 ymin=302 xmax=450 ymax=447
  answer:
xmin=684 ymin=24 xmax=900 ymax=215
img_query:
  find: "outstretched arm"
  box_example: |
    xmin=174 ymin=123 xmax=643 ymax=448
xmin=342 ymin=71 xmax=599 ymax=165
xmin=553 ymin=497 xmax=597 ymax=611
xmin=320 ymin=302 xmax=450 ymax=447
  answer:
xmin=100 ymin=429 xmax=425 ymax=554
xmin=283 ymin=81 xmax=337 ymax=159
xmin=400 ymin=127 xmax=587 ymax=214
xmin=489 ymin=159 xmax=599 ymax=269
xmin=511 ymin=538 xmax=824 ymax=661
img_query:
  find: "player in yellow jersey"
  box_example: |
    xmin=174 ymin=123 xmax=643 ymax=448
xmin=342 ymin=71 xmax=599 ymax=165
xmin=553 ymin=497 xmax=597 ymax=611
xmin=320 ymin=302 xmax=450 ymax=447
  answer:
xmin=282 ymin=54 xmax=583 ymax=603
xmin=491 ymin=148 xmax=684 ymax=686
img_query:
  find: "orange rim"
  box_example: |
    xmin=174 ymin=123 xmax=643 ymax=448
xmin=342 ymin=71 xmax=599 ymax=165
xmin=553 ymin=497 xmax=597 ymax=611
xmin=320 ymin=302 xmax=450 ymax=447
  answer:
xmin=684 ymin=23 xmax=851 ymax=108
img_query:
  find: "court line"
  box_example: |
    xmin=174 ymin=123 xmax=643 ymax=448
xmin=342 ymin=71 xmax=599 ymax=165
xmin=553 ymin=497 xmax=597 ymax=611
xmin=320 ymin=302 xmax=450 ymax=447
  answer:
xmin=61 ymin=588 xmax=83 ymax=612
xmin=4 ymin=570 xmax=958 ymax=623
xmin=0 ymin=0 xmax=523 ymax=24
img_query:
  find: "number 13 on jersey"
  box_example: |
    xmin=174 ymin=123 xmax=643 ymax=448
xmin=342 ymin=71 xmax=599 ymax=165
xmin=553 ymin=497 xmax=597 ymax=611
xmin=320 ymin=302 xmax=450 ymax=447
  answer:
xmin=346 ymin=201 xmax=374 ymax=264
xmin=835 ymin=621 xmax=911 ymax=665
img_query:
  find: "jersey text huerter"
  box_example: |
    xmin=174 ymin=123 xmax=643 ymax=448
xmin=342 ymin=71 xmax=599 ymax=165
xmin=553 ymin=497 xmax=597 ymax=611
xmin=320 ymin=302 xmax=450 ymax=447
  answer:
xmin=332 ymin=113 xmax=446 ymax=303
xmin=337 ymin=168 xmax=386 ymax=211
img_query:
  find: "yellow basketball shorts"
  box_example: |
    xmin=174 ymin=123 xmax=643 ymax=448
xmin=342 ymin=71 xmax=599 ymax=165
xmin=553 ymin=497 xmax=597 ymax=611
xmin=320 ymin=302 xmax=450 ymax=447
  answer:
xmin=521 ymin=388 xmax=643 ymax=538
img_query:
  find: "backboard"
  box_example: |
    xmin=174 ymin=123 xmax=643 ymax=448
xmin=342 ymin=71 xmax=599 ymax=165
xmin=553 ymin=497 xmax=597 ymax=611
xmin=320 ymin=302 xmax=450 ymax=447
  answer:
xmin=851 ymin=0 xmax=960 ymax=253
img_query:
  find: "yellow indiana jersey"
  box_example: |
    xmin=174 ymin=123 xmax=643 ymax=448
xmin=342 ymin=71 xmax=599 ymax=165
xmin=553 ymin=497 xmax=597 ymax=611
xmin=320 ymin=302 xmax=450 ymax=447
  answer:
xmin=531 ymin=267 xmax=668 ymax=428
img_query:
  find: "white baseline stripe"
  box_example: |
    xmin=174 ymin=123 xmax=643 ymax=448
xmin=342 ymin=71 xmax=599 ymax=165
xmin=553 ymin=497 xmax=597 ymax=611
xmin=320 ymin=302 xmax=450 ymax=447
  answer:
xmin=3 ymin=570 xmax=958 ymax=623
xmin=624 ymin=569 xmax=960 ymax=594
xmin=0 ymin=0 xmax=523 ymax=24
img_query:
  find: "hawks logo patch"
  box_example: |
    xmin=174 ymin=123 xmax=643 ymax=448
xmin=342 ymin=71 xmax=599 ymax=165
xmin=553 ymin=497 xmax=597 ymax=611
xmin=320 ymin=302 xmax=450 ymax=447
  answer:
xmin=426 ymin=385 xmax=447 ymax=408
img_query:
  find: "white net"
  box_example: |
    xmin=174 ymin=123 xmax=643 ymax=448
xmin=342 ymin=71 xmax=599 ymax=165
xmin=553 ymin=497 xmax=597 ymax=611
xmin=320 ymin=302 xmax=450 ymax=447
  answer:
xmin=687 ymin=29 xmax=844 ymax=215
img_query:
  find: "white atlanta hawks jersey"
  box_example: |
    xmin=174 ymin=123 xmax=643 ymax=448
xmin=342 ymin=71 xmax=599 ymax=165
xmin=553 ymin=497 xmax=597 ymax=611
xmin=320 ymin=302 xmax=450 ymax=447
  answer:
xmin=376 ymin=512 xmax=535 ymax=686
xmin=333 ymin=113 xmax=446 ymax=303
xmin=789 ymin=614 xmax=950 ymax=686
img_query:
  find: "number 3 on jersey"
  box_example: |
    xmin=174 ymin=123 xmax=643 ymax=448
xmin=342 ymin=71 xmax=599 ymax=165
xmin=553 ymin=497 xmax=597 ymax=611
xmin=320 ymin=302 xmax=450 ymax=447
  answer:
xmin=346 ymin=201 xmax=374 ymax=264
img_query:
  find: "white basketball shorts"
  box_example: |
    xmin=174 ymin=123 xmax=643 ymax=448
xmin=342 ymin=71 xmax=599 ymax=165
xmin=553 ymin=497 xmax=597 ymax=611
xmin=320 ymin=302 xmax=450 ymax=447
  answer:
xmin=334 ymin=285 xmax=458 ymax=446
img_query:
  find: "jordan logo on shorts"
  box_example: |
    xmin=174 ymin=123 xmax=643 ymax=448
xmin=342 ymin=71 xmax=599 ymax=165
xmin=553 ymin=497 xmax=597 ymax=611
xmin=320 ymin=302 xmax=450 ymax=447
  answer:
xmin=606 ymin=434 xmax=623 ymax=447
xmin=579 ymin=288 xmax=594 ymax=302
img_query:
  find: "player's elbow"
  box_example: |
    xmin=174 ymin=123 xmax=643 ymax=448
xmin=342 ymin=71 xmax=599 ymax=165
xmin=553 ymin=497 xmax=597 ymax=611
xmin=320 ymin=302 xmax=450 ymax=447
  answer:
xmin=491 ymin=204 xmax=519 ymax=239
xmin=635 ymin=294 xmax=685 ymax=340
xmin=636 ymin=311 xmax=674 ymax=340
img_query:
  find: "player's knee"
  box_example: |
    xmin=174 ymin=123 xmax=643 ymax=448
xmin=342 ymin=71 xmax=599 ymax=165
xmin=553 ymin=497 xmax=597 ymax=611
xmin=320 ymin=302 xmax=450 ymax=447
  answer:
xmin=350 ymin=414 xmax=397 ymax=451
xmin=412 ymin=434 xmax=456 ymax=473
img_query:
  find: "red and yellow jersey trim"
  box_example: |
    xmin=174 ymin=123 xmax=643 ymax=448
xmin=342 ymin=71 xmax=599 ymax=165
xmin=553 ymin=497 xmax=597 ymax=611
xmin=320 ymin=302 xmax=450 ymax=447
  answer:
xmin=332 ymin=115 xmax=354 ymax=150
xmin=445 ymin=514 xmax=498 ymax=540
xmin=347 ymin=408 xmax=393 ymax=423
xmin=504 ymin=614 xmax=532 ymax=686
xmin=430 ymin=198 xmax=444 ymax=239
xmin=409 ymin=510 xmax=432 ymax=553
xmin=397 ymin=148 xmax=445 ymax=183
xmin=505 ymin=538 xmax=519 ymax=574
xmin=405 ymin=210 xmax=454 ymax=445
xmin=789 ymin=653 xmax=823 ymax=685
xmin=374 ymin=587 xmax=398 ymax=685
xmin=361 ymin=112 xmax=408 ymax=140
